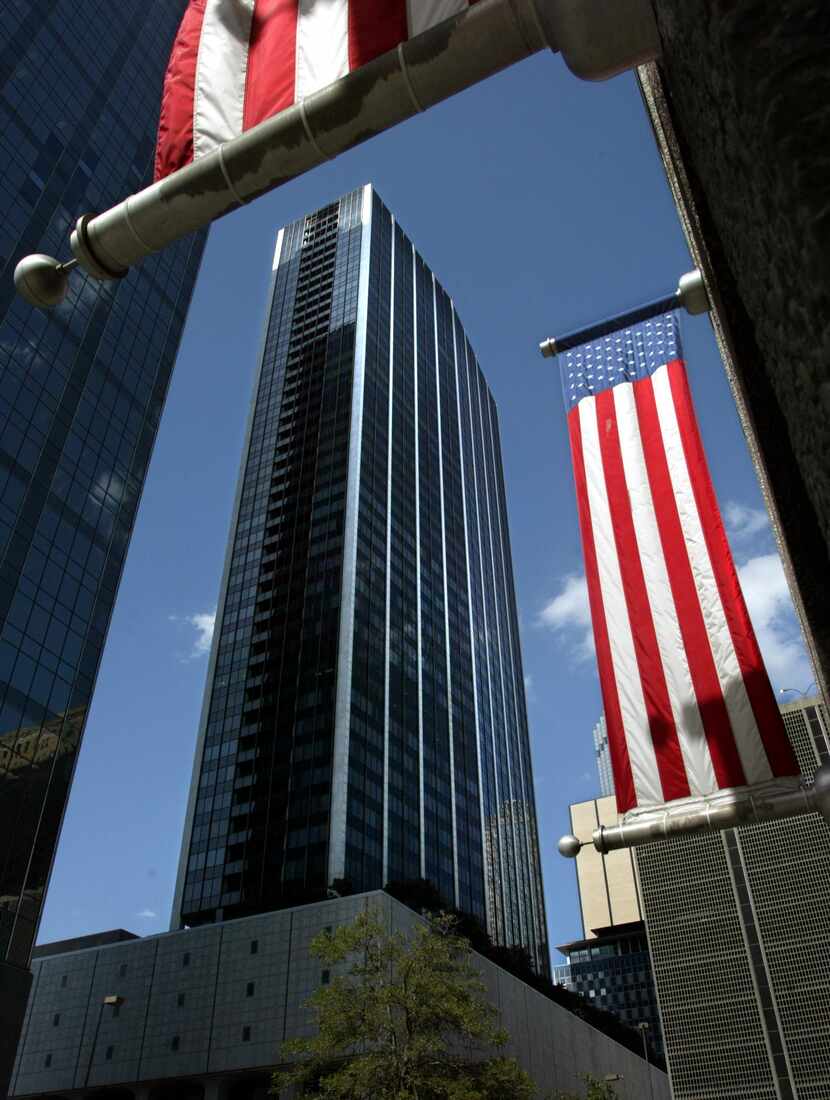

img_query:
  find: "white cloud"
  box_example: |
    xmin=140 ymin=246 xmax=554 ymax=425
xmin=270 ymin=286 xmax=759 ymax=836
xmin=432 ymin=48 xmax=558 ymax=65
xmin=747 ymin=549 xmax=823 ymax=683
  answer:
xmin=524 ymin=674 xmax=535 ymax=703
xmin=537 ymin=573 xmax=594 ymax=663
xmin=136 ymin=909 xmax=157 ymax=920
xmin=737 ymin=552 xmax=811 ymax=690
xmin=724 ymin=500 xmax=770 ymax=543
xmin=188 ymin=612 xmax=216 ymax=656
xmin=536 ymin=552 xmax=810 ymax=693
xmin=169 ymin=610 xmax=216 ymax=660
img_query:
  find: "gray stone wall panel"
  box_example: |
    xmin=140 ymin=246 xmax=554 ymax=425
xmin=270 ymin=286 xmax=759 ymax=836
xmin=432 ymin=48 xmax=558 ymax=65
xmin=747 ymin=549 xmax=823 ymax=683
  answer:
xmin=10 ymin=893 xmax=668 ymax=1098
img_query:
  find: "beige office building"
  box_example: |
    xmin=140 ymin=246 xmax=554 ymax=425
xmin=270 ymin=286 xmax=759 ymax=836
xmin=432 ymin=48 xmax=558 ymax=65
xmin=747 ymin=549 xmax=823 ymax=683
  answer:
xmin=559 ymin=797 xmax=664 ymax=1055
xmin=569 ymin=796 xmax=642 ymax=939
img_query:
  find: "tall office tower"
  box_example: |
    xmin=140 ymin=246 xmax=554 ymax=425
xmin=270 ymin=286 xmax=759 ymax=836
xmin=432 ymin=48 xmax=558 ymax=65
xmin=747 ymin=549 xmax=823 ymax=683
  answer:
xmin=173 ymin=185 xmax=548 ymax=974
xmin=592 ymin=715 xmax=614 ymax=798
xmin=636 ymin=696 xmax=830 ymax=1099
xmin=0 ymin=1 xmax=205 ymax=1087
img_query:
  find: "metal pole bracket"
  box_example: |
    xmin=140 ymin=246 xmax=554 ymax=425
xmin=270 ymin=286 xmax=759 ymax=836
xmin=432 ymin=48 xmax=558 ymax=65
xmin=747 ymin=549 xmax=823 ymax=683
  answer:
xmin=548 ymin=0 xmax=662 ymax=82
xmin=559 ymin=761 xmax=830 ymax=857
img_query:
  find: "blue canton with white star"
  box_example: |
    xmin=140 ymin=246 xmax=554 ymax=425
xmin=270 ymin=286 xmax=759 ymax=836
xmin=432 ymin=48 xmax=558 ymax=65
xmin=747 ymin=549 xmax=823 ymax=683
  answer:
xmin=562 ymin=310 xmax=683 ymax=412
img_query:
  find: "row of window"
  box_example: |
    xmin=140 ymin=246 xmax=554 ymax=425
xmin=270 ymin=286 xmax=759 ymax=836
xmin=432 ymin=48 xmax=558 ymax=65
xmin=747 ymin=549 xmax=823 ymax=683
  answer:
xmin=52 ymin=938 xmax=262 ymax=990
xmin=42 ymin=1026 xmax=252 ymax=1069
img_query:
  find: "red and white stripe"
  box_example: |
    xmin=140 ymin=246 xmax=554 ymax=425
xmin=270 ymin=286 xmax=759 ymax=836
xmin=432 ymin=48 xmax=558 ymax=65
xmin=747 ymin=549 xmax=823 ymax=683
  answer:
xmin=569 ymin=358 xmax=799 ymax=813
xmin=155 ymin=0 xmax=476 ymax=180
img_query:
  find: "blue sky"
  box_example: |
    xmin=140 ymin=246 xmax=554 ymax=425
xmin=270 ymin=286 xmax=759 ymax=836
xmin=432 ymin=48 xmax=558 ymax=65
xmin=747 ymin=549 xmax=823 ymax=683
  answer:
xmin=38 ymin=50 xmax=812 ymax=957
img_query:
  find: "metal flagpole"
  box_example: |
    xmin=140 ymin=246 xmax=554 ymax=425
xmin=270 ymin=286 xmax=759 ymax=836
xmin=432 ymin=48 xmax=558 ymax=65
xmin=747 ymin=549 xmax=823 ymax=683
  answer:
xmin=559 ymin=768 xmax=830 ymax=857
xmin=638 ymin=1023 xmax=656 ymax=1100
xmin=538 ymin=269 xmax=710 ymax=359
xmin=14 ymin=0 xmax=662 ymax=310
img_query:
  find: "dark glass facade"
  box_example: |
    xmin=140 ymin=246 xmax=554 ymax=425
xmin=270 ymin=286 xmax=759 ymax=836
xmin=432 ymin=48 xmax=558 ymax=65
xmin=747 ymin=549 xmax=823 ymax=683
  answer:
xmin=555 ymin=923 xmax=664 ymax=1057
xmin=0 ymin=0 xmax=205 ymax=1068
xmin=174 ymin=186 xmax=548 ymax=974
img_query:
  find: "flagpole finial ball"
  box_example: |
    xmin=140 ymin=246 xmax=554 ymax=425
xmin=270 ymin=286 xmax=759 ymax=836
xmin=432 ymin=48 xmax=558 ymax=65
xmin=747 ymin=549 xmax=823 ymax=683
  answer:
xmin=813 ymin=761 xmax=830 ymax=824
xmin=14 ymin=254 xmax=70 ymax=309
xmin=558 ymin=834 xmax=582 ymax=859
xmin=677 ymin=268 xmax=709 ymax=315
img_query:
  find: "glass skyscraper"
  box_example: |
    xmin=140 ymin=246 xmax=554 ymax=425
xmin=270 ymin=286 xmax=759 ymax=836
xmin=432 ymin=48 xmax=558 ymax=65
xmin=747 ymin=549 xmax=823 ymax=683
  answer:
xmin=173 ymin=185 xmax=548 ymax=974
xmin=592 ymin=715 xmax=614 ymax=799
xmin=0 ymin=0 xmax=205 ymax=1084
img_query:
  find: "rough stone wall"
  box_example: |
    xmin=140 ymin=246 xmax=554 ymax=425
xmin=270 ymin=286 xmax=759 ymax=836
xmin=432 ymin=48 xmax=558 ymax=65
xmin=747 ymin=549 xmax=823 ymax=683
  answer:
xmin=640 ymin=2 xmax=830 ymax=698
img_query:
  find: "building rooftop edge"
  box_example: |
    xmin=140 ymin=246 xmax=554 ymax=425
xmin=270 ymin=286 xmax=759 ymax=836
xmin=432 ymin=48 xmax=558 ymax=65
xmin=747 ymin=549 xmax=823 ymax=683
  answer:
xmin=269 ymin=183 xmax=487 ymax=393
xmin=32 ymin=891 xmax=391 ymax=960
xmin=557 ymin=920 xmax=646 ymax=956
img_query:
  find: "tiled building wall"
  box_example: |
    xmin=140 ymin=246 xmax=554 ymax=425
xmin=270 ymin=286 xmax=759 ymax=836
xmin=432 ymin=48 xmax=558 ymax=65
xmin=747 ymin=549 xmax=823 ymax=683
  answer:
xmin=637 ymin=699 xmax=830 ymax=1099
xmin=11 ymin=893 xmax=668 ymax=1099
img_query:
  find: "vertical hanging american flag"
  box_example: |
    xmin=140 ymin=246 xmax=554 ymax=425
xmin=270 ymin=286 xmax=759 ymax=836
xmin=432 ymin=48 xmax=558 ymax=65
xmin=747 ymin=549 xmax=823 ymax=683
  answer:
xmin=155 ymin=0 xmax=479 ymax=181
xmin=563 ymin=312 xmax=798 ymax=813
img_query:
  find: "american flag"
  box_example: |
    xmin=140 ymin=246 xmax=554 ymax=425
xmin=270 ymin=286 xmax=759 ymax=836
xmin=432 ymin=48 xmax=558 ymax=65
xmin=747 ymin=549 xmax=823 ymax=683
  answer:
xmin=155 ymin=0 xmax=479 ymax=181
xmin=563 ymin=312 xmax=798 ymax=813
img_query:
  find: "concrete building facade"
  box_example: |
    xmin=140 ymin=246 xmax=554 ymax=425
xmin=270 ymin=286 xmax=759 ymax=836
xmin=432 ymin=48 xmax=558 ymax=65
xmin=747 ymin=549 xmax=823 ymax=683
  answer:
xmin=637 ymin=5 xmax=830 ymax=704
xmin=10 ymin=892 xmax=669 ymax=1100
xmin=569 ymin=796 xmax=642 ymax=939
xmin=636 ymin=697 xmax=830 ymax=1099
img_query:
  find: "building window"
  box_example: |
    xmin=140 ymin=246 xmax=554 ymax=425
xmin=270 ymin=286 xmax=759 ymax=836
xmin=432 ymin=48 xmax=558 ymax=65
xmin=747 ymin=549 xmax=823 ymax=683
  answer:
xmin=242 ymin=1026 xmax=251 ymax=1042
xmin=182 ymin=952 xmax=190 ymax=967
xmin=246 ymin=982 xmax=255 ymax=997
xmin=250 ymin=939 xmax=258 ymax=955
xmin=321 ymin=970 xmax=330 ymax=985
xmin=177 ymin=993 xmax=185 ymax=1007
xmin=112 ymin=1004 xmax=121 ymax=1018
xmin=60 ymin=975 xmax=67 ymax=988
xmin=44 ymin=1055 xmax=52 ymax=1068
xmin=105 ymin=1046 xmax=114 ymax=1061
xmin=119 ymin=963 xmax=127 ymax=977
xmin=171 ymin=1036 xmax=180 ymax=1052
xmin=53 ymin=1013 xmax=60 ymax=1026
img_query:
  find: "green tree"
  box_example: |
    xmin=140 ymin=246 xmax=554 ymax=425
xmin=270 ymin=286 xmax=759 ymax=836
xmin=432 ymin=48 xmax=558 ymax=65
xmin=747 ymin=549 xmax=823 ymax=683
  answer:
xmin=271 ymin=909 xmax=536 ymax=1099
xmin=552 ymin=1073 xmax=620 ymax=1100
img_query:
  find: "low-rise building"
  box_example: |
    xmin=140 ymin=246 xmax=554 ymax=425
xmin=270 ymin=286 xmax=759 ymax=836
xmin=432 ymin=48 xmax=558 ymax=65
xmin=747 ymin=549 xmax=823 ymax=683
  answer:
xmin=10 ymin=892 xmax=668 ymax=1100
xmin=555 ymin=922 xmax=663 ymax=1058
xmin=560 ymin=794 xmax=664 ymax=1059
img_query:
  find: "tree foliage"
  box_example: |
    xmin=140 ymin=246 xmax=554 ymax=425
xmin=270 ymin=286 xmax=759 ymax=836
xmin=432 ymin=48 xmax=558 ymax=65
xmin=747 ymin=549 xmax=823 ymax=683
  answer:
xmin=552 ymin=1073 xmax=620 ymax=1100
xmin=384 ymin=880 xmax=665 ymax=1071
xmin=270 ymin=908 xmax=536 ymax=1100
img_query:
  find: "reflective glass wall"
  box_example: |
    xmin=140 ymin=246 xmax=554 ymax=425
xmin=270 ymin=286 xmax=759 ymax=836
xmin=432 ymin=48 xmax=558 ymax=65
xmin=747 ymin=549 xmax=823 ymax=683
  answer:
xmin=0 ymin=0 xmax=205 ymax=997
xmin=175 ymin=186 xmax=548 ymax=974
